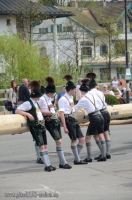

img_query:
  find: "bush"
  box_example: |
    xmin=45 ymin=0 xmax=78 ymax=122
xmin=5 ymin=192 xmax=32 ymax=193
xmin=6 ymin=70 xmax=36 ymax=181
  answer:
xmin=105 ymin=94 xmax=120 ymax=105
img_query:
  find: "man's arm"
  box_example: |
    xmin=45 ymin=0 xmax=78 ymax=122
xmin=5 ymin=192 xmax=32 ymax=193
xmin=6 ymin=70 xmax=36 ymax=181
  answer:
xmin=16 ymin=109 xmax=34 ymax=121
xmin=59 ymin=111 xmax=69 ymax=134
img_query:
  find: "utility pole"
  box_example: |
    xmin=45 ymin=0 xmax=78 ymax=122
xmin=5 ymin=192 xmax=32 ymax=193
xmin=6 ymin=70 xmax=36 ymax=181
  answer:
xmin=125 ymin=0 xmax=130 ymax=103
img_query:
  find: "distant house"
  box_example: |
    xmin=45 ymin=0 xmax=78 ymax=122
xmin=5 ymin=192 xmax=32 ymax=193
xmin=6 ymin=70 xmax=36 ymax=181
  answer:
xmin=0 ymin=0 xmax=73 ymax=74
xmin=32 ymin=1 xmax=132 ymax=80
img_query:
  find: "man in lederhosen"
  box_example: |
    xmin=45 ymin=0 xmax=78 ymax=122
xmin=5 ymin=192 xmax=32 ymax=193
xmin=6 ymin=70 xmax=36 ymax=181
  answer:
xmin=87 ymin=73 xmax=111 ymax=160
xmin=74 ymin=76 xmax=107 ymax=162
xmin=58 ymin=75 xmax=87 ymax=165
xmin=16 ymin=80 xmax=56 ymax=172
xmin=38 ymin=77 xmax=72 ymax=169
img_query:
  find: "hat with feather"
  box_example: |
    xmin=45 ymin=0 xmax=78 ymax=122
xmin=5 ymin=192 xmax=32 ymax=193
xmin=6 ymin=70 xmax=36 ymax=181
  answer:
xmin=45 ymin=77 xmax=56 ymax=93
xmin=63 ymin=75 xmax=76 ymax=90
xmin=79 ymin=78 xmax=90 ymax=92
xmin=86 ymin=73 xmax=97 ymax=87
xmin=30 ymin=80 xmax=42 ymax=98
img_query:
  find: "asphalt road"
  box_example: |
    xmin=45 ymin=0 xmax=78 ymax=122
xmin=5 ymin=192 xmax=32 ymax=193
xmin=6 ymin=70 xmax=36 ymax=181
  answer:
xmin=0 ymin=125 xmax=132 ymax=200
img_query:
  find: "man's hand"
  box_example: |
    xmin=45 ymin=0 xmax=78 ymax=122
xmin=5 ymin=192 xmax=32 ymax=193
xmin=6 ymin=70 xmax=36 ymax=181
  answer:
xmin=27 ymin=113 xmax=34 ymax=121
xmin=64 ymin=127 xmax=69 ymax=134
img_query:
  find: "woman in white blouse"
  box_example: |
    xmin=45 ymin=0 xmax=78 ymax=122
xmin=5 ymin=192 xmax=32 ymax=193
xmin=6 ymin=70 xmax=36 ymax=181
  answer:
xmin=9 ymin=80 xmax=18 ymax=114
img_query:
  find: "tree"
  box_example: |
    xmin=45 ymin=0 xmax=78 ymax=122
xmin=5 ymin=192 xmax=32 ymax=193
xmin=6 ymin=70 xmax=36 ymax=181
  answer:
xmin=0 ymin=34 xmax=49 ymax=88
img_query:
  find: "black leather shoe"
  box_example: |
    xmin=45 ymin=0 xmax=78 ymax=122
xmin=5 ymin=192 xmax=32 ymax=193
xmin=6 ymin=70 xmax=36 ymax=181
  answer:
xmin=97 ymin=157 xmax=106 ymax=162
xmin=59 ymin=164 xmax=72 ymax=169
xmin=50 ymin=165 xmax=56 ymax=171
xmin=37 ymin=158 xmax=43 ymax=164
xmin=74 ymin=160 xmax=88 ymax=165
xmin=94 ymin=155 xmax=102 ymax=160
xmin=44 ymin=166 xmax=51 ymax=172
xmin=106 ymin=154 xmax=111 ymax=159
xmin=83 ymin=158 xmax=92 ymax=163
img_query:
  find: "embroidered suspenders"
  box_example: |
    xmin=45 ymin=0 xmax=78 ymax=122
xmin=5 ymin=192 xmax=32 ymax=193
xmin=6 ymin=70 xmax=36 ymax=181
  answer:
xmin=93 ymin=91 xmax=106 ymax=109
xmin=85 ymin=94 xmax=98 ymax=111
xmin=64 ymin=96 xmax=74 ymax=114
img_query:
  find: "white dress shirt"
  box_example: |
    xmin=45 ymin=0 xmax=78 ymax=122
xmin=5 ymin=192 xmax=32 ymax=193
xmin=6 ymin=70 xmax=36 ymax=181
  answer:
xmin=74 ymin=92 xmax=102 ymax=114
xmin=58 ymin=93 xmax=75 ymax=114
xmin=89 ymin=88 xmax=107 ymax=109
xmin=38 ymin=94 xmax=55 ymax=113
xmin=17 ymin=98 xmax=44 ymax=121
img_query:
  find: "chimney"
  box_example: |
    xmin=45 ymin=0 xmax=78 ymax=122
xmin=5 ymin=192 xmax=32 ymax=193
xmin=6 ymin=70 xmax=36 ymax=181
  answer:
xmin=103 ymin=0 xmax=106 ymax=7
xmin=71 ymin=0 xmax=78 ymax=8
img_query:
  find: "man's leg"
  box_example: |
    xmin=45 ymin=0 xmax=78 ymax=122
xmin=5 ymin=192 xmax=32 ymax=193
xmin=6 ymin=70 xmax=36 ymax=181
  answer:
xmin=39 ymin=145 xmax=51 ymax=172
xmin=56 ymin=139 xmax=72 ymax=169
xmin=97 ymin=133 xmax=106 ymax=161
xmin=93 ymin=135 xmax=102 ymax=160
xmin=83 ymin=135 xmax=92 ymax=162
xmin=104 ymin=131 xmax=111 ymax=159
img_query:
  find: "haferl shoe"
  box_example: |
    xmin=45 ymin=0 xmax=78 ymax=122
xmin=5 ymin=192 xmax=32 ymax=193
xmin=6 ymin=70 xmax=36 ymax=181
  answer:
xmin=44 ymin=166 xmax=51 ymax=172
xmin=59 ymin=164 xmax=72 ymax=169
xmin=50 ymin=165 xmax=56 ymax=171
xmin=83 ymin=158 xmax=92 ymax=163
xmin=94 ymin=155 xmax=102 ymax=160
xmin=97 ymin=157 xmax=106 ymax=162
xmin=37 ymin=158 xmax=43 ymax=164
xmin=106 ymin=154 xmax=111 ymax=159
xmin=74 ymin=160 xmax=88 ymax=165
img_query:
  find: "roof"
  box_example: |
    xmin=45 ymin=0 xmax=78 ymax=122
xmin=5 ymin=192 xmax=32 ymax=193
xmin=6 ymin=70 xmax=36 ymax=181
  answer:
xmin=90 ymin=4 xmax=125 ymax=24
xmin=57 ymin=6 xmax=104 ymax=33
xmin=0 ymin=0 xmax=73 ymax=18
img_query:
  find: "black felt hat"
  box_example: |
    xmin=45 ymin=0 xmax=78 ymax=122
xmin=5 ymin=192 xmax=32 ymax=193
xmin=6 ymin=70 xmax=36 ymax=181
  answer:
xmin=30 ymin=80 xmax=42 ymax=98
xmin=89 ymin=78 xmax=97 ymax=87
xmin=63 ymin=75 xmax=76 ymax=90
xmin=45 ymin=77 xmax=56 ymax=93
xmin=86 ymin=73 xmax=97 ymax=87
xmin=79 ymin=78 xmax=90 ymax=92
xmin=41 ymin=86 xmax=45 ymax=94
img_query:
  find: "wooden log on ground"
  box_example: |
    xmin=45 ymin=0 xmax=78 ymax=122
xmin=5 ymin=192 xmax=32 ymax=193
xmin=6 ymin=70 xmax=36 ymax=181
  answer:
xmin=1 ymin=104 xmax=132 ymax=136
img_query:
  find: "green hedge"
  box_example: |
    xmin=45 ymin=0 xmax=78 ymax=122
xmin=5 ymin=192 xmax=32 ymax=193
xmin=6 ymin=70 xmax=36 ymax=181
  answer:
xmin=105 ymin=94 xmax=120 ymax=105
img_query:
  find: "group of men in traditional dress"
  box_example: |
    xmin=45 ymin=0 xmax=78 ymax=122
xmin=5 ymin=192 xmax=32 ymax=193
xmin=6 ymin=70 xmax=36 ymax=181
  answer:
xmin=16 ymin=73 xmax=111 ymax=172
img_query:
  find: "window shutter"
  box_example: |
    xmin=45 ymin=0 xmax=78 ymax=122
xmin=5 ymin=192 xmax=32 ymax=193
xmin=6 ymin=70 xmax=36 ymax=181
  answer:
xmin=59 ymin=24 xmax=62 ymax=32
xmin=100 ymin=46 xmax=102 ymax=56
xmin=106 ymin=45 xmax=108 ymax=54
xmin=51 ymin=25 xmax=54 ymax=33
xmin=90 ymin=48 xmax=92 ymax=57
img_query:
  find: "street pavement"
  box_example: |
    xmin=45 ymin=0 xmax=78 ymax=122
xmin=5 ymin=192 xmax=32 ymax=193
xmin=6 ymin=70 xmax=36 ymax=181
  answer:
xmin=0 ymin=125 xmax=132 ymax=200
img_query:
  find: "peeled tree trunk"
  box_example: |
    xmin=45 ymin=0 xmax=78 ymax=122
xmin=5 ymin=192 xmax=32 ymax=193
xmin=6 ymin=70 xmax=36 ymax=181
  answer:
xmin=0 ymin=104 xmax=132 ymax=135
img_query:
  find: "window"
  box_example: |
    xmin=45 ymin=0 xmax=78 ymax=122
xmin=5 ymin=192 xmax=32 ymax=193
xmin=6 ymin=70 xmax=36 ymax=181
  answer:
xmin=63 ymin=26 xmax=73 ymax=32
xmin=100 ymin=68 xmax=110 ymax=81
xmin=129 ymin=18 xmax=132 ymax=33
xmin=41 ymin=48 xmax=47 ymax=58
xmin=82 ymin=47 xmax=92 ymax=57
xmin=51 ymin=24 xmax=62 ymax=33
xmin=6 ymin=19 xmax=11 ymax=26
xmin=115 ymin=41 xmax=125 ymax=56
xmin=57 ymin=24 xmax=62 ymax=32
xmin=100 ymin=44 xmax=108 ymax=56
xmin=39 ymin=28 xmax=48 ymax=34
xmin=117 ymin=21 xmax=123 ymax=33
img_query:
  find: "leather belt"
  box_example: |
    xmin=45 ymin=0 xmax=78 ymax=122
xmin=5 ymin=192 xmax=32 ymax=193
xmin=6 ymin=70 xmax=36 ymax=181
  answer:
xmin=88 ymin=110 xmax=101 ymax=117
xmin=64 ymin=114 xmax=70 ymax=118
xmin=100 ymin=108 xmax=107 ymax=112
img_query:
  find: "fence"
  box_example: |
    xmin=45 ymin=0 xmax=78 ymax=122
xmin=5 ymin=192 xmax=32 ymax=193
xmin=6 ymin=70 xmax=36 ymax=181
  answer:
xmin=0 ymin=89 xmax=9 ymax=102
